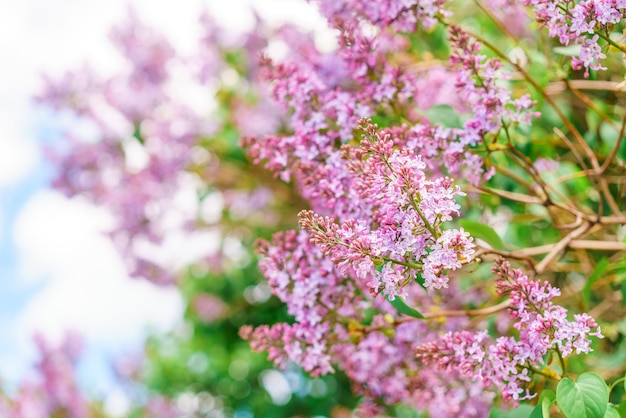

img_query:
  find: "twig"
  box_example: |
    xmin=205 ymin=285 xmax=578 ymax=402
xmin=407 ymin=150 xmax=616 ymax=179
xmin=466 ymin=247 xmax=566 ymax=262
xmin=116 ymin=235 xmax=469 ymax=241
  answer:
xmin=600 ymin=113 xmax=626 ymax=174
xmin=546 ymin=80 xmax=626 ymax=95
xmin=420 ymin=299 xmax=512 ymax=320
xmin=565 ymin=79 xmax=621 ymax=132
xmin=535 ymin=222 xmax=592 ymax=273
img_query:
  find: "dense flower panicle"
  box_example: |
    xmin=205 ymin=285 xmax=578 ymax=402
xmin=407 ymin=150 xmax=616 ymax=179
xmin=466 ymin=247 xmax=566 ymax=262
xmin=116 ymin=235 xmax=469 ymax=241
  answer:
xmin=417 ymin=260 xmax=603 ymax=403
xmin=332 ymin=316 xmax=494 ymax=417
xmin=423 ymin=228 xmax=474 ymax=289
xmin=494 ymin=259 xmax=603 ymax=356
xmin=256 ymin=229 xmax=361 ymax=324
xmin=245 ymin=3 xmax=481 ymax=222
xmin=449 ymin=26 xmax=537 ymax=141
xmin=247 ymin=220 xmax=491 ymax=413
xmin=39 ymin=0 xmax=617 ymax=414
xmin=524 ymin=0 xmax=626 ymax=76
xmin=246 ymin=229 xmax=362 ymax=376
xmin=298 ymin=120 xmax=474 ymax=298
xmin=241 ymin=323 xmax=335 ymax=376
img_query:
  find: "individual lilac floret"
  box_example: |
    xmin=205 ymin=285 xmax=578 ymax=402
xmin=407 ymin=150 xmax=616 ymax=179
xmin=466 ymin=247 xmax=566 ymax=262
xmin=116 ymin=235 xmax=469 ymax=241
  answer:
xmin=417 ymin=259 xmax=603 ymax=404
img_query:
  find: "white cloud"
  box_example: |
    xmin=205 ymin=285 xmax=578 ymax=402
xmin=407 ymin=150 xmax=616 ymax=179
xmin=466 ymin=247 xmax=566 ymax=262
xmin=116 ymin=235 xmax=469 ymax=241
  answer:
xmin=11 ymin=189 xmax=182 ymax=353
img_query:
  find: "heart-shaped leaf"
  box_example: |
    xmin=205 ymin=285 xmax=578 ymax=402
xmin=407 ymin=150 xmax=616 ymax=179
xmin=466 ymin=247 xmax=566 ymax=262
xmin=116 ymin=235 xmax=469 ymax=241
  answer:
xmin=556 ymin=373 xmax=608 ymax=418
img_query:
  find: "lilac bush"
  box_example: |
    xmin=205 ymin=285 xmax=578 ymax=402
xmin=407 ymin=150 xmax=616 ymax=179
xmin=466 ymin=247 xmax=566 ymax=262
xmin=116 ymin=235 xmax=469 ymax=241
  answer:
xmin=33 ymin=0 xmax=626 ymax=416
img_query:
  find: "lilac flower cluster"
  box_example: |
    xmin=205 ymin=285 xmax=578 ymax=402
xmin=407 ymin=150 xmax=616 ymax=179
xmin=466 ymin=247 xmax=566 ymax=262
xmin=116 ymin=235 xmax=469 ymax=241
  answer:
xmin=39 ymin=0 xmax=614 ymax=414
xmin=298 ymin=119 xmax=475 ymax=297
xmin=40 ymin=13 xmax=208 ymax=285
xmin=243 ymin=228 xmax=494 ymax=415
xmin=444 ymin=26 xmax=538 ymax=183
xmin=525 ymin=0 xmax=626 ymax=77
xmin=241 ymin=229 xmax=357 ymax=376
xmin=241 ymin=2 xmax=548 ymax=413
xmin=416 ymin=259 xmax=603 ymax=404
xmin=244 ymin=3 xmax=477 ymax=221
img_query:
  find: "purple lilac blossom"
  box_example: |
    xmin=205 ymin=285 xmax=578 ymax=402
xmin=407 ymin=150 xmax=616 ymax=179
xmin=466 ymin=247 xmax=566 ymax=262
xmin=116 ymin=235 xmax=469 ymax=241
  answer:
xmin=416 ymin=259 xmax=603 ymax=404
xmin=524 ymin=0 xmax=626 ymax=77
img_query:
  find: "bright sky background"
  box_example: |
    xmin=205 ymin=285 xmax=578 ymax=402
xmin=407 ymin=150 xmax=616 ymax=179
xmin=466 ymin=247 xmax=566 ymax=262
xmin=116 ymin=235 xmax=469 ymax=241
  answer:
xmin=0 ymin=0 xmax=327 ymax=413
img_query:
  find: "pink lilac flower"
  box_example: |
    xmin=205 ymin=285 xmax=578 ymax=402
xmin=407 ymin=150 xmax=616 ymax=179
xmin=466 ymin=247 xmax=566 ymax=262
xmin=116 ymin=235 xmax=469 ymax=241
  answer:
xmin=247 ymin=221 xmax=491 ymax=414
xmin=449 ymin=25 xmax=538 ymax=141
xmin=525 ymin=0 xmax=626 ymax=77
xmin=332 ymin=315 xmax=494 ymax=417
xmin=241 ymin=323 xmax=335 ymax=377
xmin=573 ymin=34 xmax=608 ymax=76
xmin=416 ymin=259 xmax=603 ymax=404
xmin=297 ymin=119 xmax=474 ymax=298
xmin=423 ymin=228 xmax=474 ymax=289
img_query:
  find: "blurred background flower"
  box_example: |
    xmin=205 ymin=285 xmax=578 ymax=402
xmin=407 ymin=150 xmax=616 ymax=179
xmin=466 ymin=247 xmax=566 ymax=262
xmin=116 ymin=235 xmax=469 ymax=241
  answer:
xmin=0 ymin=0 xmax=355 ymax=416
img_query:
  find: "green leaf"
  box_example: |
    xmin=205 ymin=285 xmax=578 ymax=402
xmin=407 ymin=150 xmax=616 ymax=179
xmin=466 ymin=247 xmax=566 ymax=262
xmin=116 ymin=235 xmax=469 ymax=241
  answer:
xmin=582 ymin=258 xmax=609 ymax=311
xmin=489 ymin=405 xmax=535 ymax=418
xmin=530 ymin=405 xmax=542 ymax=418
xmin=553 ymin=44 xmax=582 ymax=57
xmin=132 ymin=122 xmax=144 ymax=144
xmin=425 ymin=104 xmax=463 ymax=129
xmin=543 ymin=390 xmax=556 ymax=417
xmin=603 ymin=404 xmax=620 ymax=418
xmin=458 ymin=219 xmax=504 ymax=250
xmin=362 ymin=307 xmax=377 ymax=326
xmin=414 ymin=273 xmax=426 ymax=289
xmin=556 ymin=373 xmax=609 ymax=418
xmin=530 ymin=389 xmax=556 ymax=418
xmin=387 ymin=296 xmax=425 ymax=319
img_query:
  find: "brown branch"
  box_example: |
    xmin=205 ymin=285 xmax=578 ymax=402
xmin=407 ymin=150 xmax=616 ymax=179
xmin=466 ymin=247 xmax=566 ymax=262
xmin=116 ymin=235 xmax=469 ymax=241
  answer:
xmin=472 ymin=186 xmax=544 ymax=204
xmin=600 ymin=112 xmax=626 ymax=174
xmin=535 ymin=222 xmax=592 ymax=274
xmin=546 ymin=80 xmax=626 ymax=94
xmin=396 ymin=299 xmax=512 ymax=322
